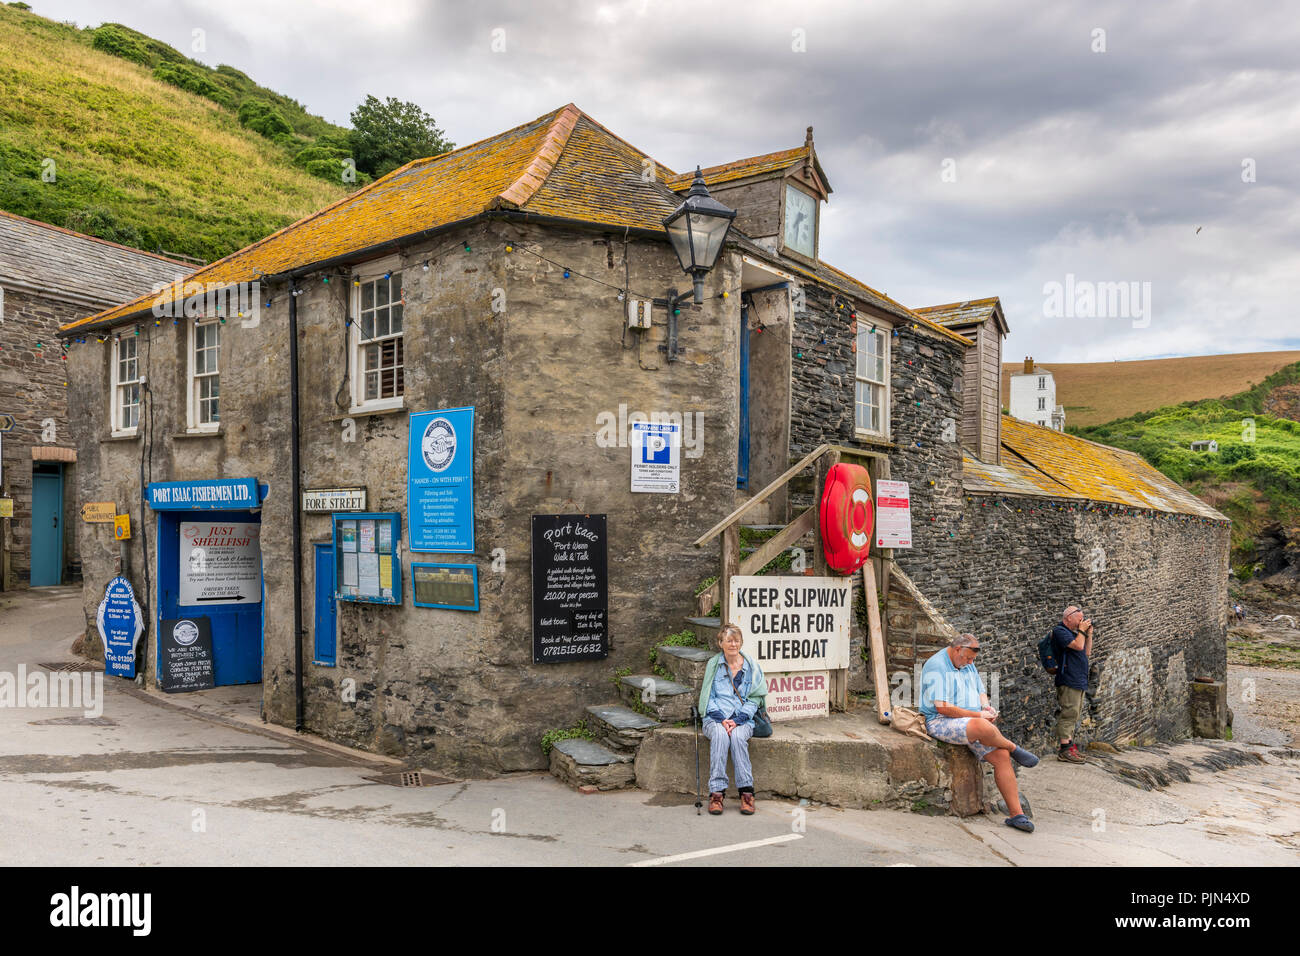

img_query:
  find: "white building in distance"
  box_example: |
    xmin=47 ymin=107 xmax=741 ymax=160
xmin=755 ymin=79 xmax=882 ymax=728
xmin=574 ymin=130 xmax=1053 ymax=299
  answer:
xmin=1009 ymin=357 xmax=1065 ymax=430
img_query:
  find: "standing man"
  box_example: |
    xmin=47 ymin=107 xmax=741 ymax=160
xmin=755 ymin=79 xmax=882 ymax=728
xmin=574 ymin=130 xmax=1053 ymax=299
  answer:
xmin=918 ymin=633 xmax=1039 ymax=833
xmin=1052 ymin=606 xmax=1094 ymax=762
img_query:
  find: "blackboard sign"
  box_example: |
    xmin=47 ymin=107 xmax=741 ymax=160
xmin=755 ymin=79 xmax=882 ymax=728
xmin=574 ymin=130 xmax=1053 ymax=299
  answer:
xmin=531 ymin=514 xmax=608 ymax=663
xmin=159 ymin=617 xmax=216 ymax=693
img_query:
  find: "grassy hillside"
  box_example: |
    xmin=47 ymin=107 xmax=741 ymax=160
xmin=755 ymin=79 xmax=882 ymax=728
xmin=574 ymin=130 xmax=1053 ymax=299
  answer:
xmin=0 ymin=4 xmax=352 ymax=262
xmin=1071 ymin=361 xmax=1300 ymax=570
xmin=1002 ymin=351 xmax=1300 ymax=428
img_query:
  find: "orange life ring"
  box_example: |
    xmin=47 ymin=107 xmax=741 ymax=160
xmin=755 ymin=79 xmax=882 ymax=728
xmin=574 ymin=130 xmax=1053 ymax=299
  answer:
xmin=819 ymin=463 xmax=874 ymax=574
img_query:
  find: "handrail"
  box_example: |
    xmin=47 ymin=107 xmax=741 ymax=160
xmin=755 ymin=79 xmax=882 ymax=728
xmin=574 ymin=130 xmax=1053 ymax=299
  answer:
xmin=692 ymin=444 xmax=833 ymax=548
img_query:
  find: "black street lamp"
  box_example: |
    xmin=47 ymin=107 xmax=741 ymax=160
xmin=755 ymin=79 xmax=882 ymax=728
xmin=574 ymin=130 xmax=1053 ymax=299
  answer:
xmin=663 ymin=167 xmax=737 ymax=305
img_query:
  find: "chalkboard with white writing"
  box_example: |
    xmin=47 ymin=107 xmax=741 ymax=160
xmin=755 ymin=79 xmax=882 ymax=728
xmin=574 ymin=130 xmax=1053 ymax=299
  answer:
xmin=531 ymin=514 xmax=608 ymax=663
xmin=159 ymin=616 xmax=216 ymax=693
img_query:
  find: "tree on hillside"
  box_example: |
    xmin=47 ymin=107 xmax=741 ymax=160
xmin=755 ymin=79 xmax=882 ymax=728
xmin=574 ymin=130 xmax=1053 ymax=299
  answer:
xmin=349 ymin=95 xmax=453 ymax=179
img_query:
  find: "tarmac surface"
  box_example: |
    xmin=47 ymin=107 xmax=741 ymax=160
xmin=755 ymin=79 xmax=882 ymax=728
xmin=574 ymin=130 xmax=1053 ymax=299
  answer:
xmin=1 ymin=585 xmax=1297 ymax=866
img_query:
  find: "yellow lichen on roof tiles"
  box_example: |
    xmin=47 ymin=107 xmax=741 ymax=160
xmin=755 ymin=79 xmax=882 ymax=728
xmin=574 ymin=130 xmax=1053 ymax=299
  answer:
xmin=522 ymin=116 xmax=678 ymax=231
xmin=963 ymin=416 xmax=1225 ymax=518
xmin=62 ymin=106 xmax=574 ymax=332
xmin=664 ymin=146 xmax=806 ymax=189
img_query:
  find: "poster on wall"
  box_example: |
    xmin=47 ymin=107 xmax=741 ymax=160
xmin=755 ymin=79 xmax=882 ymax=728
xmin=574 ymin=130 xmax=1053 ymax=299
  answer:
xmin=727 ymin=575 xmax=851 ymax=673
xmin=179 ymin=521 xmax=262 ymax=605
xmin=531 ymin=514 xmax=608 ymax=663
xmin=158 ymin=616 xmax=216 ymax=693
xmin=875 ymin=479 xmax=913 ymax=549
xmin=630 ymin=420 xmax=680 ymax=493
xmin=408 ymin=406 xmax=475 ymax=553
xmin=96 ymin=576 xmax=144 ymax=678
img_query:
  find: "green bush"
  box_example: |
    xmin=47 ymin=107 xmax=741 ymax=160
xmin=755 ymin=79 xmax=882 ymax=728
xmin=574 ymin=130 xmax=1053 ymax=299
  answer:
xmin=237 ymin=98 xmax=292 ymax=138
xmin=153 ymin=62 xmax=233 ymax=107
xmin=91 ymin=24 xmax=151 ymax=65
xmin=304 ymin=158 xmax=342 ymax=181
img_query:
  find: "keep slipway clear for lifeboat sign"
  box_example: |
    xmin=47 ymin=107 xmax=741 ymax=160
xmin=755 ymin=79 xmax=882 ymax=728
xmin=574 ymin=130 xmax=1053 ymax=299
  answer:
xmin=179 ymin=521 xmax=262 ymax=604
xmin=728 ymin=575 xmax=851 ymax=672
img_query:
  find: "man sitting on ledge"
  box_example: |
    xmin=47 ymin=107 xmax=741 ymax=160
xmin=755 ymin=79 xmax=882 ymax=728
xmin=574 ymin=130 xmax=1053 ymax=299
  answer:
xmin=918 ymin=633 xmax=1039 ymax=833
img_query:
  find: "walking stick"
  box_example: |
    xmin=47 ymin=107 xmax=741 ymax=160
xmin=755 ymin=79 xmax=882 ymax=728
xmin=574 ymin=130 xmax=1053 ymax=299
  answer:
xmin=692 ymin=705 xmax=702 ymax=814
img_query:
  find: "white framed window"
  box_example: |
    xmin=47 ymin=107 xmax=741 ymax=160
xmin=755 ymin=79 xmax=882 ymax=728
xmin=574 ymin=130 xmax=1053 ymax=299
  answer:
xmin=109 ymin=335 xmax=140 ymax=436
xmin=187 ymin=319 xmax=221 ymax=431
xmin=1037 ymin=396 xmax=1046 ymax=410
xmin=350 ymin=262 xmax=405 ymax=412
xmin=1038 ymin=376 xmax=1046 ymax=389
xmin=854 ymin=323 xmax=889 ymax=437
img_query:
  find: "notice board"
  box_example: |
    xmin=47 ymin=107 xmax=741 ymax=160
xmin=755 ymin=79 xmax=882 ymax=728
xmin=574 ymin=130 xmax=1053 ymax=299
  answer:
xmin=159 ymin=617 xmax=216 ymax=693
xmin=531 ymin=514 xmax=608 ymax=663
xmin=334 ymin=513 xmax=402 ymax=605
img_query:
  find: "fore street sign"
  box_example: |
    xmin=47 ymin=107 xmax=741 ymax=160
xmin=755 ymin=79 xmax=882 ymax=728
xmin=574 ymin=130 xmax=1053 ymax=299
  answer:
xmin=302 ymin=487 xmax=367 ymax=512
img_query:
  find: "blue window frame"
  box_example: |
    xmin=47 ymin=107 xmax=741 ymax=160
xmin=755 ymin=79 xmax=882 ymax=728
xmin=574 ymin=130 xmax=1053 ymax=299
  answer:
xmin=332 ymin=512 xmax=402 ymax=605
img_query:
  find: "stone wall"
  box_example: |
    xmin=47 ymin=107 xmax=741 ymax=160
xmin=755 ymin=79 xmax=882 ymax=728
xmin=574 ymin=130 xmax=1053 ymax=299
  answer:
xmin=67 ymin=219 xmax=742 ymax=776
xmin=0 ymin=286 xmax=79 ymax=587
xmin=788 ymin=308 xmax=1229 ymax=750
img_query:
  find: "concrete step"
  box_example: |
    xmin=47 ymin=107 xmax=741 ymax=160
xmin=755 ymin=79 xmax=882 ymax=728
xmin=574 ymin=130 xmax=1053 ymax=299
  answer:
xmin=685 ymin=616 xmax=720 ymax=646
xmin=656 ymin=643 xmax=712 ymax=687
xmin=635 ymin=708 xmax=989 ymax=813
xmin=549 ymin=737 xmax=635 ymax=791
xmin=585 ymin=703 xmax=660 ymax=751
xmin=617 ymin=674 xmax=694 ymax=722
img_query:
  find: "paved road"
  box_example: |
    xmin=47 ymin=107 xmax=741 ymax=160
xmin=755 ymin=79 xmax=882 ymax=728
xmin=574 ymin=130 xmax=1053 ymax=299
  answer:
xmin=1 ymin=586 xmax=1297 ymax=866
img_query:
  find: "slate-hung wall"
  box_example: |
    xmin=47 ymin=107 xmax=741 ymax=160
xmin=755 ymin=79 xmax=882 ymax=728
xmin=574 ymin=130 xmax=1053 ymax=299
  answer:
xmin=69 ymin=220 xmax=740 ymax=776
xmin=1 ymin=286 xmax=78 ymax=586
xmin=787 ymin=302 xmax=1228 ymax=749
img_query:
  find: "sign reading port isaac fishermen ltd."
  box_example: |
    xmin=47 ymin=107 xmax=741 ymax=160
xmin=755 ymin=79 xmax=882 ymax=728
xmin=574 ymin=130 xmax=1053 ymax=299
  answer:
xmin=728 ymin=575 xmax=851 ymax=672
xmin=531 ymin=514 xmax=608 ymax=663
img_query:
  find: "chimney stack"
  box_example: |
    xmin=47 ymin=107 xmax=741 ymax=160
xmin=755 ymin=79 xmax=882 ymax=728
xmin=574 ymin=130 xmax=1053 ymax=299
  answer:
xmin=1023 ymin=356 xmax=1034 ymax=374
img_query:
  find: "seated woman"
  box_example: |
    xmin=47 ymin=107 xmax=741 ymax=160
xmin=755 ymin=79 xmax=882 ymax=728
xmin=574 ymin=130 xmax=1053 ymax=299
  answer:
xmin=699 ymin=623 xmax=768 ymax=815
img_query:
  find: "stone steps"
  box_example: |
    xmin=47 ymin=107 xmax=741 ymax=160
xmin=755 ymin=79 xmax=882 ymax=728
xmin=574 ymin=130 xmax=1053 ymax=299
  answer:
xmin=549 ymin=737 xmax=636 ymax=791
xmin=585 ymin=703 xmax=660 ymax=751
xmin=656 ymin=643 xmax=712 ymax=687
xmin=617 ymin=674 xmax=694 ymax=722
xmin=685 ymin=615 xmax=721 ymax=647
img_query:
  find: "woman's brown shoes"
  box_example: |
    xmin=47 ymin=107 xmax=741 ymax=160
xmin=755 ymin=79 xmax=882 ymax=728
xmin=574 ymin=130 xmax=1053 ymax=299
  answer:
xmin=708 ymin=792 xmax=724 ymax=814
xmin=740 ymin=792 xmax=756 ymax=815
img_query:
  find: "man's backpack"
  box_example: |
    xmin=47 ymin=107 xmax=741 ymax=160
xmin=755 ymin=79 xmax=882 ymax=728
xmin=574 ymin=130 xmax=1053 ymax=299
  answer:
xmin=1037 ymin=632 xmax=1059 ymax=675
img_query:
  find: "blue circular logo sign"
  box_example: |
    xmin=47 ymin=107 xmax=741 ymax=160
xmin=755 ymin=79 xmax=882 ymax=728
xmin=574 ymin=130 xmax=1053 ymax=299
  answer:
xmin=421 ymin=418 xmax=456 ymax=472
xmin=172 ymin=620 xmax=199 ymax=646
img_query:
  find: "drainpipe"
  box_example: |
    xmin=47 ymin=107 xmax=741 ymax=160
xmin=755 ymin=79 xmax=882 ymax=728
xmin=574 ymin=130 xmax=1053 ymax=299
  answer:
xmin=289 ymin=282 xmax=305 ymax=731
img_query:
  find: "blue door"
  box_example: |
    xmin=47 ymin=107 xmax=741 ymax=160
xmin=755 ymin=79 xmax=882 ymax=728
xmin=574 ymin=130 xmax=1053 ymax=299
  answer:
xmin=158 ymin=510 xmax=262 ymax=686
xmin=313 ymin=543 xmax=337 ymax=666
xmin=738 ymin=305 xmax=751 ymax=489
xmin=30 ymin=467 xmax=63 ymax=586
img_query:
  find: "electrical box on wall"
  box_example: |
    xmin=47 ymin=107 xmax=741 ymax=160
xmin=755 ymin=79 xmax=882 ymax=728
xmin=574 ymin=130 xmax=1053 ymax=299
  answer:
xmin=626 ymin=299 xmax=652 ymax=329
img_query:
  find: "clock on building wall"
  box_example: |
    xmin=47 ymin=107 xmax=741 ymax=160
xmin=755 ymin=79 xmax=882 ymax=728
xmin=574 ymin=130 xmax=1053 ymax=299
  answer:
xmin=784 ymin=185 xmax=817 ymax=259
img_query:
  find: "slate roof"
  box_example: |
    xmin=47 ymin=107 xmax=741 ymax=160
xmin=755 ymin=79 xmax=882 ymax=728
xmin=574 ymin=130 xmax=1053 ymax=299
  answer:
xmin=963 ymin=416 xmax=1225 ymax=518
xmin=0 ymin=209 xmax=189 ymax=310
xmin=915 ymin=296 xmax=1009 ymax=336
xmin=665 ymin=146 xmax=808 ymax=190
xmin=62 ymin=104 xmax=684 ymax=332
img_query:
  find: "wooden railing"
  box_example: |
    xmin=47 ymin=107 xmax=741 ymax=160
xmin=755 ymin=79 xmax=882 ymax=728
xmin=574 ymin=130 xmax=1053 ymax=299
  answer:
xmin=692 ymin=443 xmax=888 ymax=618
xmin=694 ymin=442 xmax=895 ymax=719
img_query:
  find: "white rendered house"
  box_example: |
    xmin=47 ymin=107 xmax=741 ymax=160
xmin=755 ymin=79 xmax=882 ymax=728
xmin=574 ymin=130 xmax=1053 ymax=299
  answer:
xmin=1009 ymin=357 xmax=1065 ymax=430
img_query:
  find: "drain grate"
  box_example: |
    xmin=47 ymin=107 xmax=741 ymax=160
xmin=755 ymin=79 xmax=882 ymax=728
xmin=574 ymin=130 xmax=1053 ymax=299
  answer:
xmin=29 ymin=716 xmax=118 ymax=726
xmin=35 ymin=661 xmax=104 ymax=673
xmin=364 ymin=770 xmax=456 ymax=788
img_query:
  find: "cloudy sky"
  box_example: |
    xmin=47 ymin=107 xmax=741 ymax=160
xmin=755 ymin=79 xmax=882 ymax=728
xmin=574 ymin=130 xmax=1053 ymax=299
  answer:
xmin=34 ymin=0 xmax=1300 ymax=362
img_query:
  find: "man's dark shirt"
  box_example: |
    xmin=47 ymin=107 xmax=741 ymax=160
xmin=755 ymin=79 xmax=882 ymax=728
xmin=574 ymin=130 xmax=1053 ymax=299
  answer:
xmin=1051 ymin=622 xmax=1089 ymax=690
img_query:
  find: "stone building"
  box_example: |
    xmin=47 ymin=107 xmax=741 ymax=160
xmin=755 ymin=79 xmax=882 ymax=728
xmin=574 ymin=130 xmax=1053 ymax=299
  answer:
xmin=59 ymin=104 xmax=1228 ymax=775
xmin=0 ymin=210 xmax=187 ymax=588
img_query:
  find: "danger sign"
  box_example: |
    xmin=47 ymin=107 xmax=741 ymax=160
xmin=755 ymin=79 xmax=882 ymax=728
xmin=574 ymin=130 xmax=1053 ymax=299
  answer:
xmin=764 ymin=671 xmax=830 ymax=720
